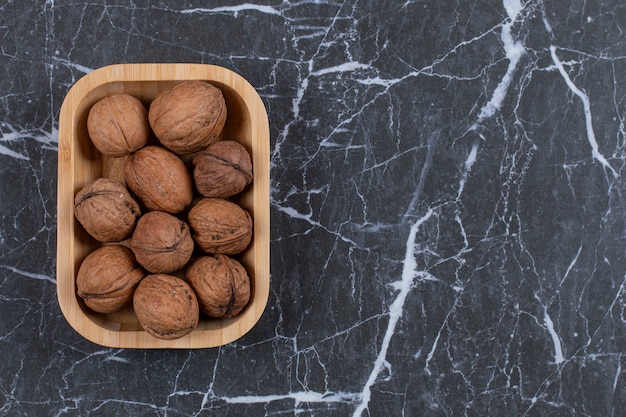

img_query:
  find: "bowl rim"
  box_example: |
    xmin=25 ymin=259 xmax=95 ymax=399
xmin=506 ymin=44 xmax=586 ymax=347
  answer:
xmin=56 ymin=63 xmax=270 ymax=349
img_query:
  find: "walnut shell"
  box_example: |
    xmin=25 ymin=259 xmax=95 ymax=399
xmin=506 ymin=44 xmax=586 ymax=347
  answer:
xmin=186 ymin=254 xmax=251 ymax=318
xmin=188 ymin=198 xmax=253 ymax=255
xmin=192 ymin=140 xmax=253 ymax=198
xmin=76 ymin=245 xmax=145 ymax=313
xmin=74 ymin=178 xmax=141 ymax=242
xmin=148 ymin=80 xmax=227 ymax=155
xmin=133 ymin=274 xmax=199 ymax=340
xmin=87 ymin=94 xmax=149 ymax=156
xmin=129 ymin=211 xmax=194 ymax=273
xmin=124 ymin=145 xmax=193 ymax=213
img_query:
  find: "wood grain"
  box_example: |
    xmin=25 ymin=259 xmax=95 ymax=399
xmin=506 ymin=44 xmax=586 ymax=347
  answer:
xmin=57 ymin=64 xmax=270 ymax=348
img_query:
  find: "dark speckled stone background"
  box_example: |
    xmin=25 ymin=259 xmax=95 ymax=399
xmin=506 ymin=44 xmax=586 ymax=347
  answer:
xmin=1 ymin=1 xmax=625 ymax=416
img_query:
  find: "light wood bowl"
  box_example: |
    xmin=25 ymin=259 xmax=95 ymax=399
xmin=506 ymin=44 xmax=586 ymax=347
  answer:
xmin=57 ymin=63 xmax=270 ymax=348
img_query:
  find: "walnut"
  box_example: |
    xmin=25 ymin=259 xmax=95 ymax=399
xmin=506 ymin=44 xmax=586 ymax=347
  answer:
xmin=192 ymin=140 xmax=253 ymax=198
xmin=129 ymin=211 xmax=194 ymax=273
xmin=76 ymin=245 xmax=145 ymax=314
xmin=148 ymin=80 xmax=227 ymax=155
xmin=186 ymin=254 xmax=250 ymax=318
xmin=124 ymin=145 xmax=193 ymax=213
xmin=133 ymin=274 xmax=199 ymax=340
xmin=74 ymin=178 xmax=141 ymax=242
xmin=187 ymin=198 xmax=253 ymax=255
xmin=87 ymin=94 xmax=149 ymax=156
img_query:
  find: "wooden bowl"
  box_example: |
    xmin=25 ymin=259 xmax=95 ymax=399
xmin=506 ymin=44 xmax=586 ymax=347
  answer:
xmin=57 ymin=64 xmax=270 ymax=348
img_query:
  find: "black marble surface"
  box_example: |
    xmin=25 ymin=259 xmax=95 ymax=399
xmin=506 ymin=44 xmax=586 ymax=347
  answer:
xmin=1 ymin=0 xmax=625 ymax=415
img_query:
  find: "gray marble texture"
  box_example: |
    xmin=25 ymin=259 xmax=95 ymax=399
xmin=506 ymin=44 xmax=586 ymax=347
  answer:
xmin=1 ymin=0 xmax=626 ymax=416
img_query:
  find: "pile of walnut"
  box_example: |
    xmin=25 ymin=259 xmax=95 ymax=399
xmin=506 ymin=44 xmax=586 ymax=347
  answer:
xmin=73 ymin=81 xmax=254 ymax=340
